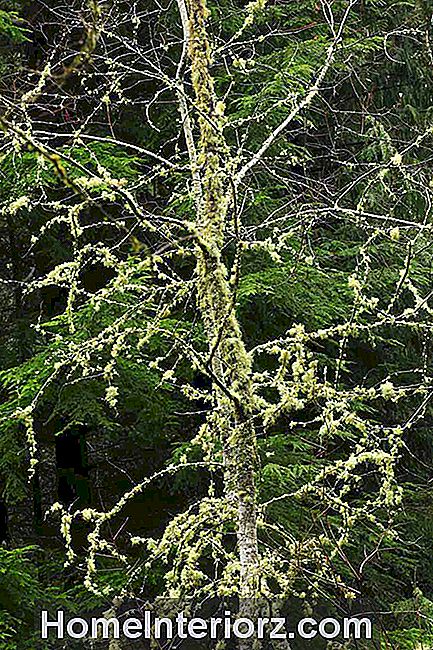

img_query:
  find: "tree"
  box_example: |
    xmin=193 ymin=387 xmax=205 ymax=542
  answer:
xmin=1 ymin=0 xmax=432 ymax=647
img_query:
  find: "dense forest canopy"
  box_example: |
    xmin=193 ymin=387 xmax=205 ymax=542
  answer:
xmin=0 ymin=0 xmax=432 ymax=648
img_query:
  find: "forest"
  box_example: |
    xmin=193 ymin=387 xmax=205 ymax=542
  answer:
xmin=0 ymin=0 xmax=432 ymax=648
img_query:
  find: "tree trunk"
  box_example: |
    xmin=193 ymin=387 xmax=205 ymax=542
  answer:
xmin=183 ymin=0 xmax=260 ymax=607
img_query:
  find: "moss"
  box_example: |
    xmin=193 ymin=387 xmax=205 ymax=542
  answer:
xmin=186 ymin=0 xmax=261 ymax=597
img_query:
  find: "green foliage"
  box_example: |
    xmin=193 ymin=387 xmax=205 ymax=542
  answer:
xmin=0 ymin=546 xmax=124 ymax=649
xmin=0 ymin=10 xmax=29 ymax=44
xmin=239 ymin=260 xmax=352 ymax=337
xmin=0 ymin=142 xmax=141 ymax=200
xmin=381 ymin=628 xmax=433 ymax=650
xmin=0 ymin=547 xmax=42 ymax=647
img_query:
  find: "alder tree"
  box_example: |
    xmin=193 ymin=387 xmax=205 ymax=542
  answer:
xmin=0 ymin=0 xmax=432 ymax=646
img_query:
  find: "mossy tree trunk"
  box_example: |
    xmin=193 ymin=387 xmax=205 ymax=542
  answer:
xmin=184 ymin=0 xmax=260 ymax=604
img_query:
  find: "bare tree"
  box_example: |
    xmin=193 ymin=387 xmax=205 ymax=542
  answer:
xmin=1 ymin=0 xmax=432 ymax=645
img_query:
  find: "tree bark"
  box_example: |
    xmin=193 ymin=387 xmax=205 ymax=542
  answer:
xmin=182 ymin=0 xmax=260 ymax=607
